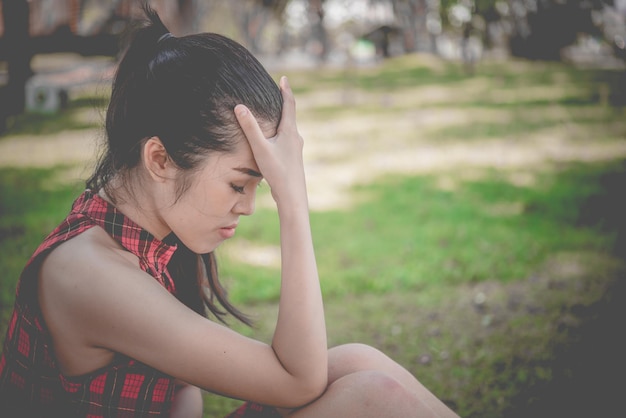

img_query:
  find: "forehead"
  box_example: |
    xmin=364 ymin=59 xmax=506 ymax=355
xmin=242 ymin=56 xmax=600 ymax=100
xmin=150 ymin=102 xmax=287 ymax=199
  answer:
xmin=201 ymin=138 xmax=258 ymax=177
xmin=199 ymin=118 xmax=275 ymax=175
xmin=227 ymin=139 xmax=256 ymax=165
xmin=224 ymin=119 xmax=276 ymax=165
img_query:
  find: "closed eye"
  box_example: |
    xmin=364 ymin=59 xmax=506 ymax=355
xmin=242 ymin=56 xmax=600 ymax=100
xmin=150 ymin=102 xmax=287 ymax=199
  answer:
xmin=230 ymin=183 xmax=245 ymax=194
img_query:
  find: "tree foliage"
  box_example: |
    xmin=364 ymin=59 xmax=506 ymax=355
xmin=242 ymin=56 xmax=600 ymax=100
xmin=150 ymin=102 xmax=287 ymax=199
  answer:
xmin=439 ymin=0 xmax=620 ymax=60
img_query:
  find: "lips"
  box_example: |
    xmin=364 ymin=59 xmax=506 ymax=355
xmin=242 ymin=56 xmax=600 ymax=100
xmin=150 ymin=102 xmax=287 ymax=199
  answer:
xmin=219 ymin=223 xmax=238 ymax=239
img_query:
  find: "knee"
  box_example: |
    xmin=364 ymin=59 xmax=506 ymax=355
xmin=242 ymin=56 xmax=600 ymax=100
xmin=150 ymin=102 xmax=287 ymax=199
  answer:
xmin=330 ymin=343 xmax=385 ymax=365
xmin=328 ymin=343 xmax=390 ymax=377
xmin=341 ymin=371 xmax=420 ymax=413
xmin=356 ymin=370 xmax=404 ymax=395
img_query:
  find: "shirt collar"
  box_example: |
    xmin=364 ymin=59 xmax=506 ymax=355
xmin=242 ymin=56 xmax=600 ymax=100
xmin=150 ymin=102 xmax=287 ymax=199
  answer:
xmin=74 ymin=190 xmax=178 ymax=277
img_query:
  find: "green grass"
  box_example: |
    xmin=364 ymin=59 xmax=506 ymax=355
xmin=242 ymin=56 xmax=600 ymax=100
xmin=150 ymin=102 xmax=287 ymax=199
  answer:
xmin=1 ymin=162 xmax=621 ymax=417
xmin=219 ymin=163 xmax=619 ymax=306
xmin=1 ymin=55 xmax=625 ymax=417
xmin=0 ymin=167 xmax=84 ymax=322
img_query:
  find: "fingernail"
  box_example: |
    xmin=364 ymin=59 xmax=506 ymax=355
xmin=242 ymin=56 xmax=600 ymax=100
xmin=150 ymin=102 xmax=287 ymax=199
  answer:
xmin=235 ymin=105 xmax=248 ymax=117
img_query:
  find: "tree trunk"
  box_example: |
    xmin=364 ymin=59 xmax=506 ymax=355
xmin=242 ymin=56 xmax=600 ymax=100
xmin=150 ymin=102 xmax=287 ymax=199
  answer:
xmin=308 ymin=0 xmax=328 ymax=62
xmin=1 ymin=0 xmax=33 ymax=132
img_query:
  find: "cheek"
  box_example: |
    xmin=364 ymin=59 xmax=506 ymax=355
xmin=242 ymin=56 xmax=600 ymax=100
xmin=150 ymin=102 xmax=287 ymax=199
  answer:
xmin=192 ymin=187 xmax=214 ymax=214
xmin=183 ymin=182 xmax=234 ymax=218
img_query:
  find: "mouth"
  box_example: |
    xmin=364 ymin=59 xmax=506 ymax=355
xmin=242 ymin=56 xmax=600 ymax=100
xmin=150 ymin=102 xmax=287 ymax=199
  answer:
xmin=219 ymin=223 xmax=238 ymax=239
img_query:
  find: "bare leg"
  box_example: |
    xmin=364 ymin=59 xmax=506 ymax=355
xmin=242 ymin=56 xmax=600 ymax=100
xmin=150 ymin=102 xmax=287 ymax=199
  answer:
xmin=290 ymin=370 xmax=435 ymax=418
xmin=327 ymin=344 xmax=458 ymax=417
xmin=281 ymin=344 xmax=460 ymax=417
xmin=170 ymin=383 xmax=203 ymax=418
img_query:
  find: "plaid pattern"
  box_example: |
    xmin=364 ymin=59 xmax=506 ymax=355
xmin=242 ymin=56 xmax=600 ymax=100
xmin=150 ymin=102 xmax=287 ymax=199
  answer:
xmin=0 ymin=190 xmax=280 ymax=417
xmin=0 ymin=190 xmax=180 ymax=417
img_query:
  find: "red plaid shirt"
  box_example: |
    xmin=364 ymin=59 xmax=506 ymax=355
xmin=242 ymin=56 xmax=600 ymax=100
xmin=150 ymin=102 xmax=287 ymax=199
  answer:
xmin=0 ymin=190 xmax=280 ymax=417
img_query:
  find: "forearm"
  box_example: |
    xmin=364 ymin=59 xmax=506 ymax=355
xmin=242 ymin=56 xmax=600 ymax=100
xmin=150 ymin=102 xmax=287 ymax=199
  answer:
xmin=272 ymin=196 xmax=327 ymax=384
xmin=234 ymin=76 xmax=327 ymax=392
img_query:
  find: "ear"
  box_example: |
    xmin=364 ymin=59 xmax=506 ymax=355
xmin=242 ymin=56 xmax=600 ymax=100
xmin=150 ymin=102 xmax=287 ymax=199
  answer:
xmin=142 ymin=136 xmax=175 ymax=182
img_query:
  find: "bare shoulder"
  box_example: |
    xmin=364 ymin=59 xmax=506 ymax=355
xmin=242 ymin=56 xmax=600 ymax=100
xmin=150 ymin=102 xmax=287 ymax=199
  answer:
xmin=38 ymin=226 xmax=154 ymax=374
xmin=42 ymin=225 xmax=138 ymax=275
xmin=39 ymin=225 xmax=144 ymax=316
xmin=39 ymin=225 xmax=161 ymax=322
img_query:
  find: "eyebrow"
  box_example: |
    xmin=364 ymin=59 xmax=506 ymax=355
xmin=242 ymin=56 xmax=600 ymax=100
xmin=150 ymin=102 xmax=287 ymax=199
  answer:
xmin=233 ymin=167 xmax=262 ymax=178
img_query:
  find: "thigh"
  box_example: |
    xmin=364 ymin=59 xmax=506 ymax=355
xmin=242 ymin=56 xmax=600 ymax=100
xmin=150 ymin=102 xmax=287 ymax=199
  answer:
xmin=325 ymin=344 xmax=459 ymax=418
xmin=278 ymin=344 xmax=459 ymax=417
xmin=287 ymin=370 xmax=428 ymax=418
xmin=327 ymin=343 xmax=416 ymax=387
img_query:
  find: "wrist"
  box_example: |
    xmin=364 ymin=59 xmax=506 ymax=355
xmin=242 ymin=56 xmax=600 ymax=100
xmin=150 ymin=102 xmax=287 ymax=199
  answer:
xmin=272 ymin=183 xmax=309 ymax=212
xmin=276 ymin=197 xmax=310 ymax=219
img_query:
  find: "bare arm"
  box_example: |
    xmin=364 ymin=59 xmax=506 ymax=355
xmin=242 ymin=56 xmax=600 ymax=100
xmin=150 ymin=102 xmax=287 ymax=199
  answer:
xmin=235 ymin=76 xmax=328 ymax=392
xmin=39 ymin=230 xmax=323 ymax=409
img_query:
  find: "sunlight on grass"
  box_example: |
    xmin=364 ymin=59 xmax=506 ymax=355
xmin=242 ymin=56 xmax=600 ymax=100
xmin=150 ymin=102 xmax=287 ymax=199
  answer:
xmin=218 ymin=162 xmax=618 ymax=306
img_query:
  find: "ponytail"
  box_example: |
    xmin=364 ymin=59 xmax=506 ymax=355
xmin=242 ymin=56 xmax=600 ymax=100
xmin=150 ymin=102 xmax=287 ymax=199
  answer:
xmin=87 ymin=4 xmax=172 ymax=193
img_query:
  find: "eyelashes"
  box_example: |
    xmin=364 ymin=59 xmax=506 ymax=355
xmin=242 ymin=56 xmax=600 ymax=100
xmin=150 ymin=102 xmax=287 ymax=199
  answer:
xmin=230 ymin=181 xmax=263 ymax=195
xmin=230 ymin=183 xmax=245 ymax=194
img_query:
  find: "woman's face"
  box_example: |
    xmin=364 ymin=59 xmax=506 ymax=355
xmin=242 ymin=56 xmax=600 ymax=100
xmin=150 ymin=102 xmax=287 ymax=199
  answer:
xmin=160 ymin=138 xmax=263 ymax=254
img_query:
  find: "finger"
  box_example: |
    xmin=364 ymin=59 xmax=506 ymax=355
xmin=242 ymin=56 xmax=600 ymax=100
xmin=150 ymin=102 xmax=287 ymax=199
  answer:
xmin=277 ymin=76 xmax=297 ymax=134
xmin=234 ymin=104 xmax=268 ymax=153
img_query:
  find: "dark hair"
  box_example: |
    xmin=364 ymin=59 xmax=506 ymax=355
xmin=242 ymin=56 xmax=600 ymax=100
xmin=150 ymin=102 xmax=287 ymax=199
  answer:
xmin=87 ymin=4 xmax=282 ymax=325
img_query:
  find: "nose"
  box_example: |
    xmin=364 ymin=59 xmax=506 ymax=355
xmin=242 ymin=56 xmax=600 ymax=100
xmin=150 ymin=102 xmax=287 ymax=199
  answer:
xmin=234 ymin=192 xmax=255 ymax=216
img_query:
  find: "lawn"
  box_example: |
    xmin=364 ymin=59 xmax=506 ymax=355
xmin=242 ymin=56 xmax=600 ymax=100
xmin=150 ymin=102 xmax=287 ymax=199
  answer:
xmin=1 ymin=53 xmax=625 ymax=417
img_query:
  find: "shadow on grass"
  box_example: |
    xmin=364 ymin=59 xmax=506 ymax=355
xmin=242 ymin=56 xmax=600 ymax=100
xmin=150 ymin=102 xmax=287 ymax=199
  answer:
xmin=502 ymin=161 xmax=626 ymax=418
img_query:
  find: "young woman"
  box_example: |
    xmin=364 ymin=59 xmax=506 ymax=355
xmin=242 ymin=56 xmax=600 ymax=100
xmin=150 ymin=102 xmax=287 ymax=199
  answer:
xmin=0 ymin=6 xmax=459 ymax=418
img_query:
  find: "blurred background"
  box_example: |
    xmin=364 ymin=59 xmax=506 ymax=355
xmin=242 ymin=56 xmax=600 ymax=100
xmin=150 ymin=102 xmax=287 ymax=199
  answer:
xmin=1 ymin=1 xmax=625 ymax=417
xmin=1 ymin=0 xmax=625 ymax=122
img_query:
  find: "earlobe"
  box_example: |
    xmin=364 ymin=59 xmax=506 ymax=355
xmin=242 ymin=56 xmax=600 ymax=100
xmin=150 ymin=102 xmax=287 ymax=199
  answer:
xmin=143 ymin=136 xmax=172 ymax=182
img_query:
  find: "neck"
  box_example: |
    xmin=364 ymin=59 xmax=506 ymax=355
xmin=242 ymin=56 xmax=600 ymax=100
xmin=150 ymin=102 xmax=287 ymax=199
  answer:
xmin=98 ymin=182 xmax=172 ymax=241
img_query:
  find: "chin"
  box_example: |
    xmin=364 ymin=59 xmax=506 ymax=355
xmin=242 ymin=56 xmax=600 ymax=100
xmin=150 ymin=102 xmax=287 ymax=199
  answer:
xmin=177 ymin=238 xmax=219 ymax=255
xmin=195 ymin=242 xmax=221 ymax=255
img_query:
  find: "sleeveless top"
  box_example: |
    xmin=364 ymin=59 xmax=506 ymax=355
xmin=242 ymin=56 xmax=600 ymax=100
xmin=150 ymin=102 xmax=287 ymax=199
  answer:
xmin=0 ymin=190 xmax=280 ymax=418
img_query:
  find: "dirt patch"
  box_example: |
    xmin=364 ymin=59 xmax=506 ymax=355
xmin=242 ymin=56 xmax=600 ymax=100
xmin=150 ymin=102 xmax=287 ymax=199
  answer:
xmin=300 ymin=132 xmax=626 ymax=210
xmin=1 ymin=85 xmax=625 ymax=214
xmin=0 ymin=129 xmax=98 ymax=169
